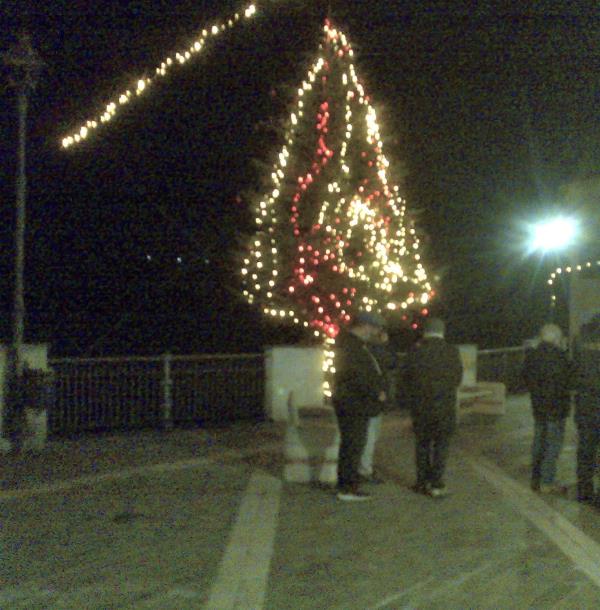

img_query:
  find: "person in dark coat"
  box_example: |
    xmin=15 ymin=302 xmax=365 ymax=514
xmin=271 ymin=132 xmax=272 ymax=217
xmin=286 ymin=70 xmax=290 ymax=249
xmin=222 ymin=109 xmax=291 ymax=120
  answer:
xmin=522 ymin=323 xmax=571 ymax=494
xmin=403 ymin=317 xmax=463 ymax=498
xmin=332 ymin=311 xmax=388 ymax=501
xmin=572 ymin=318 xmax=600 ymax=505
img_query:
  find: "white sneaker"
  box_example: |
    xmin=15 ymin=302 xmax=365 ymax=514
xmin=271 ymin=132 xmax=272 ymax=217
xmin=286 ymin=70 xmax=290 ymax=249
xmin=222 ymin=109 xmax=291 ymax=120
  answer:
xmin=336 ymin=490 xmax=372 ymax=501
xmin=429 ymin=485 xmax=449 ymax=498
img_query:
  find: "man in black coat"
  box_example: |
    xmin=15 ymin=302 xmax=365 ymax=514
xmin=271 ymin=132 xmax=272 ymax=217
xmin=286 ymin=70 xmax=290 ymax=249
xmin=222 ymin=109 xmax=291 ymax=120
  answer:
xmin=572 ymin=318 xmax=600 ymax=505
xmin=332 ymin=311 xmax=388 ymax=501
xmin=522 ymin=323 xmax=571 ymax=494
xmin=403 ymin=317 xmax=463 ymax=498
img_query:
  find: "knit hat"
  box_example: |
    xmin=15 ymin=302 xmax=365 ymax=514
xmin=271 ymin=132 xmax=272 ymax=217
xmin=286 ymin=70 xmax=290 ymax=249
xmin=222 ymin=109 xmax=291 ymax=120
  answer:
xmin=354 ymin=311 xmax=386 ymax=329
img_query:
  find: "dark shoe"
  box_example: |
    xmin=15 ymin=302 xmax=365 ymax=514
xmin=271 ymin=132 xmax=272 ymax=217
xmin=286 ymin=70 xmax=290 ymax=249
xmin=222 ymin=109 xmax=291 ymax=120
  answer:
xmin=336 ymin=489 xmax=372 ymax=502
xmin=538 ymin=483 xmax=568 ymax=496
xmin=577 ymin=490 xmax=596 ymax=505
xmin=412 ymin=482 xmax=431 ymax=496
xmin=577 ymin=495 xmax=595 ymax=505
xmin=577 ymin=484 xmax=594 ymax=504
xmin=530 ymin=479 xmax=540 ymax=492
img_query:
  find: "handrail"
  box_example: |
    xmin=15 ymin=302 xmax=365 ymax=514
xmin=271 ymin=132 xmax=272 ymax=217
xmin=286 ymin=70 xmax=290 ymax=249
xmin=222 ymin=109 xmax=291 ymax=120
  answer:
xmin=477 ymin=346 xmax=526 ymax=355
xmin=49 ymin=347 xmax=525 ymax=365
xmin=49 ymin=352 xmax=264 ymax=365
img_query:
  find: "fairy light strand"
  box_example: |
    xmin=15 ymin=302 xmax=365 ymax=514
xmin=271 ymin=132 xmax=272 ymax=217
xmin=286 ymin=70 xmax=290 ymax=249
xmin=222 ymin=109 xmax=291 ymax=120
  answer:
xmin=547 ymin=259 xmax=600 ymax=306
xmin=60 ymin=3 xmax=258 ymax=148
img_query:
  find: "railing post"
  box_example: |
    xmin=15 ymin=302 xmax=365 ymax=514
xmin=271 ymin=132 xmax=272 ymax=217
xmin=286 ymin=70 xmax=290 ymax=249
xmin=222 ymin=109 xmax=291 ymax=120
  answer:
xmin=162 ymin=352 xmax=173 ymax=430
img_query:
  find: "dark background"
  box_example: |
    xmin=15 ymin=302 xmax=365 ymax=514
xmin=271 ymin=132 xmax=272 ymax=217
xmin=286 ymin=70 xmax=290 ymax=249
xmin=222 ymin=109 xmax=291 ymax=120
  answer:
xmin=1 ymin=0 xmax=599 ymax=356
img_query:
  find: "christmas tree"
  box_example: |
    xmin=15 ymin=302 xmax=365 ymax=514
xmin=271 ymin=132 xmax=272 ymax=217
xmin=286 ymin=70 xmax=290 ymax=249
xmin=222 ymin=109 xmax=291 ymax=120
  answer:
xmin=241 ymin=20 xmax=434 ymax=396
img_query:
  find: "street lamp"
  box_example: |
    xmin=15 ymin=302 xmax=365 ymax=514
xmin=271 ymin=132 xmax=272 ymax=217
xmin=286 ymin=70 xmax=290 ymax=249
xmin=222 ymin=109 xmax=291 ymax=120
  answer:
xmin=2 ymin=33 xmax=44 ymax=450
xmin=528 ymin=215 xmax=580 ymax=347
xmin=529 ymin=216 xmax=578 ymax=254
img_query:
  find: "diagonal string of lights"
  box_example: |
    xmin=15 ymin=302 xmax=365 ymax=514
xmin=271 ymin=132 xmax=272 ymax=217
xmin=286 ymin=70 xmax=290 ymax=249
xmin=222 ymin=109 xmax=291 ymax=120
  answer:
xmin=60 ymin=2 xmax=258 ymax=148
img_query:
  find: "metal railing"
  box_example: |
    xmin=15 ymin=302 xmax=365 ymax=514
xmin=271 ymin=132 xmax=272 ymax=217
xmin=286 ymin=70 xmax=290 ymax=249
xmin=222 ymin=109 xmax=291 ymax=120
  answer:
xmin=48 ymin=353 xmax=264 ymax=436
xmin=46 ymin=346 xmax=527 ymax=437
xmin=394 ymin=345 xmax=527 ymax=396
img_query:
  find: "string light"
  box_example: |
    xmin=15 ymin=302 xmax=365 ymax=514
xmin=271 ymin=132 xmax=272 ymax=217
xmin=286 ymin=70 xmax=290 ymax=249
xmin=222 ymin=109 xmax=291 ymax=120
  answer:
xmin=548 ymin=259 xmax=600 ymax=306
xmin=60 ymin=3 xmax=258 ymax=148
xmin=60 ymin=3 xmax=436 ymax=398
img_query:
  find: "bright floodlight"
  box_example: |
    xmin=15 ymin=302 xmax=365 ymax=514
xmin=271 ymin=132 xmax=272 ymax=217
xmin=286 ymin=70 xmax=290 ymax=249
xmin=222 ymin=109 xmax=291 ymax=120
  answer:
xmin=530 ymin=217 xmax=578 ymax=252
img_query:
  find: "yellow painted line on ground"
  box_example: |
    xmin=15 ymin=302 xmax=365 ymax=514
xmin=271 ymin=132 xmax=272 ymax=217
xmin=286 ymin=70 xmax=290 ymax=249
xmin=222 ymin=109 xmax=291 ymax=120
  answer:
xmin=205 ymin=471 xmax=282 ymax=610
xmin=468 ymin=455 xmax=600 ymax=590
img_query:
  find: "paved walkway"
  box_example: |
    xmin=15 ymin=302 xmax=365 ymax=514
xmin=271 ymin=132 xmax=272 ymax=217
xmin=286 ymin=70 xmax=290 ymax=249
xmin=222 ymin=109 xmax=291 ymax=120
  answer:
xmin=1 ymin=396 xmax=599 ymax=609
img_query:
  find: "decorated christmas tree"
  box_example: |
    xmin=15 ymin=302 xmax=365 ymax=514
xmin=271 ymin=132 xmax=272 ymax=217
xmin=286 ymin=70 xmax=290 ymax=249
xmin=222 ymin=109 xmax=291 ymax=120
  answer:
xmin=241 ymin=20 xmax=434 ymax=396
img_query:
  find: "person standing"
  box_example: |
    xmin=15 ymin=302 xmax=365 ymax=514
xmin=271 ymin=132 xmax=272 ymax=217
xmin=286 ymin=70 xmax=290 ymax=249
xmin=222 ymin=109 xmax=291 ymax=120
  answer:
xmin=572 ymin=318 xmax=600 ymax=505
xmin=403 ymin=317 xmax=463 ymax=498
xmin=522 ymin=323 xmax=571 ymax=494
xmin=332 ymin=311 xmax=388 ymax=501
xmin=358 ymin=328 xmax=397 ymax=484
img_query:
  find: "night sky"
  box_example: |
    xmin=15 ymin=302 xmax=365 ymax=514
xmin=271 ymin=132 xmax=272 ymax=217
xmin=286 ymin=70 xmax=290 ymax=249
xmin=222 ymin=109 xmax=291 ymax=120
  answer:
xmin=1 ymin=0 xmax=599 ymax=356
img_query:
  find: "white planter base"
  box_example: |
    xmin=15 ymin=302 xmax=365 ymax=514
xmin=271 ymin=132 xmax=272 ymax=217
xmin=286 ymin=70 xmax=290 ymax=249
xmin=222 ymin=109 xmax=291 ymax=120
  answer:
xmin=22 ymin=408 xmax=48 ymax=452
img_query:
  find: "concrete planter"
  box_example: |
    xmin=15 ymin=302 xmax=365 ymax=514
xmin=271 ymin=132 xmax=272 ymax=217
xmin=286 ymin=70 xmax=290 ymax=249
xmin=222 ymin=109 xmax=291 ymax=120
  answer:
xmin=22 ymin=407 xmax=48 ymax=452
xmin=264 ymin=345 xmax=325 ymax=421
xmin=0 ymin=343 xmax=50 ymax=454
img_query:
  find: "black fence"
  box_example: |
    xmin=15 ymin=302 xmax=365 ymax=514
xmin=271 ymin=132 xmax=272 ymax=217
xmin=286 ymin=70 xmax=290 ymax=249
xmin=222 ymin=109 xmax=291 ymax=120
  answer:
xmin=48 ymin=354 xmax=265 ymax=437
xmin=45 ymin=347 xmax=526 ymax=437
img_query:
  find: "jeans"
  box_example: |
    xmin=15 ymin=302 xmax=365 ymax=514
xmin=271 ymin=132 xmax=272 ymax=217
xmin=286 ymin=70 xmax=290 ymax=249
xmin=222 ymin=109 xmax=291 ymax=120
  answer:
xmin=415 ymin=432 xmax=451 ymax=487
xmin=531 ymin=418 xmax=566 ymax=486
xmin=576 ymin=421 xmax=600 ymax=500
xmin=359 ymin=414 xmax=383 ymax=476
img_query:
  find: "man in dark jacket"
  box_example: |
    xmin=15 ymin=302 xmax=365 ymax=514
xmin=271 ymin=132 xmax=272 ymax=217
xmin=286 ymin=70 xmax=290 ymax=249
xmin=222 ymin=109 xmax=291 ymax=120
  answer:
xmin=572 ymin=318 xmax=600 ymax=505
xmin=522 ymin=323 xmax=571 ymax=494
xmin=404 ymin=317 xmax=463 ymax=498
xmin=332 ymin=311 xmax=388 ymax=501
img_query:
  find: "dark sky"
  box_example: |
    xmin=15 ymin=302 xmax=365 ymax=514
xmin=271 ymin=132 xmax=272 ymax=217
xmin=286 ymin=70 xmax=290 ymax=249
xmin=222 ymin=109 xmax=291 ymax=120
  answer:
xmin=1 ymin=0 xmax=599 ymax=355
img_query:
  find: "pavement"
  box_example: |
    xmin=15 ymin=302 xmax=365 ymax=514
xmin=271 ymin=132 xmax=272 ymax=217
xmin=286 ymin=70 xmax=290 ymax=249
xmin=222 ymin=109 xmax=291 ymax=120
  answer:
xmin=1 ymin=395 xmax=600 ymax=609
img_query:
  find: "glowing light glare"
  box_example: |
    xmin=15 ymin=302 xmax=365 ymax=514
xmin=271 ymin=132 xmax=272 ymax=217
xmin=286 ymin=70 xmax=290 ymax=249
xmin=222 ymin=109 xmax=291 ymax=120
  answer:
xmin=61 ymin=2 xmax=258 ymax=148
xmin=530 ymin=217 xmax=578 ymax=252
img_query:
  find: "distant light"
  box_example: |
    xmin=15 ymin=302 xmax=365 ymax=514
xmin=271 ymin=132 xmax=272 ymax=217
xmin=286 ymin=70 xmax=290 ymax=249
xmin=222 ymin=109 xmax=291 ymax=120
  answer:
xmin=176 ymin=256 xmax=182 ymax=263
xmin=146 ymin=254 xmax=152 ymax=261
xmin=530 ymin=217 xmax=578 ymax=253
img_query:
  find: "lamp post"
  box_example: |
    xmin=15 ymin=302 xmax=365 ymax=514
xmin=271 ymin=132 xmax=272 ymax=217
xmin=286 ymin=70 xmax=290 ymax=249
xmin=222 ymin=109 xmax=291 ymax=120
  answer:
xmin=1 ymin=33 xmax=44 ymax=450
